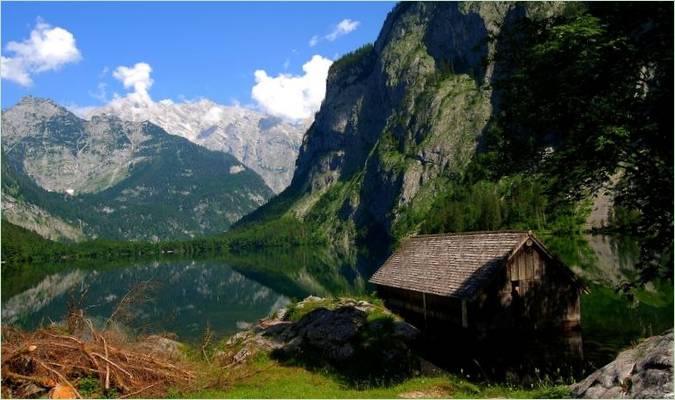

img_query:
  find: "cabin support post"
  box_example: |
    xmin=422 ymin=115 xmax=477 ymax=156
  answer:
xmin=461 ymin=299 xmax=468 ymax=328
xmin=422 ymin=292 xmax=427 ymax=328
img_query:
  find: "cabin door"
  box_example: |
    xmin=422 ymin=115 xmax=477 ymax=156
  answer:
xmin=510 ymin=280 xmax=523 ymax=326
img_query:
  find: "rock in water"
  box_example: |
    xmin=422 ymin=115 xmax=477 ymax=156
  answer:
xmin=571 ymin=330 xmax=673 ymax=398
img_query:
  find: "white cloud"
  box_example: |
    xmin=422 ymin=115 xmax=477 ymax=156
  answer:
xmin=90 ymin=58 xmax=325 ymax=124
xmin=309 ymin=19 xmax=360 ymax=47
xmin=203 ymin=106 xmax=223 ymax=125
xmin=1 ymin=19 xmax=81 ymax=86
xmin=65 ymin=103 xmax=97 ymax=118
xmin=1 ymin=56 xmax=32 ymax=86
xmin=327 ymin=19 xmax=360 ymax=41
xmin=251 ymin=55 xmax=332 ymax=121
xmin=112 ymin=62 xmax=153 ymax=104
xmin=89 ymin=82 xmax=108 ymax=102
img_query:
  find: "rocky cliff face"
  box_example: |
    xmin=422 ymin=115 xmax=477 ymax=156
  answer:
xmin=1 ymin=193 xmax=86 ymax=242
xmin=87 ymin=98 xmax=309 ymax=193
xmin=2 ymin=97 xmax=273 ymax=241
xmin=246 ymin=2 xmax=565 ymax=246
xmin=3 ymin=97 xmax=152 ymax=194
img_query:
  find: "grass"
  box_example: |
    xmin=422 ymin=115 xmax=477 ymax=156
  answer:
xmin=177 ymin=352 xmax=571 ymax=399
xmin=75 ymin=375 xmax=121 ymax=399
xmin=174 ymin=296 xmax=571 ymax=399
xmin=285 ymin=295 xmax=386 ymax=322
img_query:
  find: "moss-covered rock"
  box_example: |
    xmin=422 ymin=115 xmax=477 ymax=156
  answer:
xmin=218 ymin=296 xmax=421 ymax=386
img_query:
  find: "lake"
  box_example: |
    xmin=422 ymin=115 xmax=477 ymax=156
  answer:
xmin=1 ymin=247 xmax=371 ymax=341
xmin=2 ymin=234 xmax=672 ymax=378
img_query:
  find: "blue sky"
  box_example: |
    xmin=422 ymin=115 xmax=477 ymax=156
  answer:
xmin=1 ymin=2 xmax=394 ymax=115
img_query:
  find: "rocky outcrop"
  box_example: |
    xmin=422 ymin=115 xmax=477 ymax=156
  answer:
xmin=584 ymin=173 xmax=623 ymax=231
xmin=2 ymin=194 xmax=85 ymax=242
xmin=136 ymin=335 xmax=186 ymax=362
xmin=585 ymin=190 xmax=614 ymax=231
xmin=217 ymin=297 xmax=421 ymax=381
xmin=571 ymin=330 xmax=673 ymax=399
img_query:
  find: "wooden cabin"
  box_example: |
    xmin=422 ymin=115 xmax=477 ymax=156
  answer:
xmin=369 ymin=231 xmax=581 ymax=334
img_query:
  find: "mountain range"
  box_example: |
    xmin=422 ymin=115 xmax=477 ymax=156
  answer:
xmin=2 ymin=0 xmax=669 ymax=274
xmin=2 ymin=96 xmax=273 ymax=241
xmin=85 ymin=97 xmax=310 ymax=193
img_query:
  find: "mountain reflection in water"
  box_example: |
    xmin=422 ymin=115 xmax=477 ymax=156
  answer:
xmin=3 ymin=260 xmax=290 ymax=342
xmin=2 ymin=235 xmax=672 ymax=375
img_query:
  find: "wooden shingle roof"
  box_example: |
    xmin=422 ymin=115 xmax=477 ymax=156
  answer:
xmin=369 ymin=231 xmax=532 ymax=299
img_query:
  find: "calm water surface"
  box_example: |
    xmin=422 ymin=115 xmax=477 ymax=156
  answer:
xmin=2 ymin=235 xmax=672 ymax=375
xmin=2 ymin=260 xmax=291 ymax=341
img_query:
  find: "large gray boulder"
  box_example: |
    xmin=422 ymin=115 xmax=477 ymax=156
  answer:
xmin=266 ymin=304 xmax=421 ymax=383
xmin=571 ymin=330 xmax=673 ymax=398
xmin=217 ymin=297 xmax=421 ymax=384
xmin=277 ymin=306 xmax=368 ymax=362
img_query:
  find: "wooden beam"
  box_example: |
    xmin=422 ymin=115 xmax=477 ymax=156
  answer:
xmin=461 ymin=299 xmax=468 ymax=328
xmin=422 ymin=292 xmax=428 ymax=329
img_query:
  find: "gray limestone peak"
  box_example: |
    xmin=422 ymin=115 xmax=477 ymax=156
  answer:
xmin=1 ymin=96 xmax=274 ymax=241
xmin=86 ymin=97 xmax=310 ymax=193
xmin=2 ymin=97 xmax=153 ymax=194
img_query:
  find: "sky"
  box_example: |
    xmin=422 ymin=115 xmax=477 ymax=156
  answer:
xmin=1 ymin=2 xmax=394 ymax=120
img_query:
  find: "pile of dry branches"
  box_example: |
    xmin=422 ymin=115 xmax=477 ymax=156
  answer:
xmin=1 ymin=319 xmax=194 ymax=399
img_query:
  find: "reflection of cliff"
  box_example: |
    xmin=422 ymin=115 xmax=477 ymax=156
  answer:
xmin=3 ymin=270 xmax=87 ymax=323
xmin=223 ymin=247 xmax=370 ymax=299
xmin=4 ymin=260 xmax=289 ymax=341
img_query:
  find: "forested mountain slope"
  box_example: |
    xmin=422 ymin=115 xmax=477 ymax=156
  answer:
xmin=238 ymin=2 xmax=672 ymax=279
xmin=2 ymin=97 xmax=274 ymax=241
